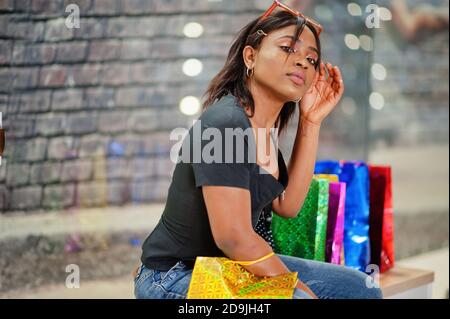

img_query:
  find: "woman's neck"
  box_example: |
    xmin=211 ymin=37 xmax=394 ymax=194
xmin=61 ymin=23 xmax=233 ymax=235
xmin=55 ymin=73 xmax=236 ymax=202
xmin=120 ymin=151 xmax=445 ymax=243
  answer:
xmin=245 ymin=81 xmax=285 ymax=130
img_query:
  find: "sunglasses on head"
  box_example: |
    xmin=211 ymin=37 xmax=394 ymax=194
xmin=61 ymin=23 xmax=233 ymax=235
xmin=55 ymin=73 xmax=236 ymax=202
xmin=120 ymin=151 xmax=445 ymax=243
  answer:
xmin=259 ymin=0 xmax=323 ymax=36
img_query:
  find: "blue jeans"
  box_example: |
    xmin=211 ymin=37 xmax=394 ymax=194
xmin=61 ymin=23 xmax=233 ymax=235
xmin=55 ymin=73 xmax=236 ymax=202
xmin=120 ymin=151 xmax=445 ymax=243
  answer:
xmin=134 ymin=254 xmax=383 ymax=299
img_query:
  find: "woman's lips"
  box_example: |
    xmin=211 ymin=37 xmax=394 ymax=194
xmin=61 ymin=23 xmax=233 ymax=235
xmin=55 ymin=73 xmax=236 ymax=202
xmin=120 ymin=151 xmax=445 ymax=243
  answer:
xmin=288 ymin=73 xmax=305 ymax=86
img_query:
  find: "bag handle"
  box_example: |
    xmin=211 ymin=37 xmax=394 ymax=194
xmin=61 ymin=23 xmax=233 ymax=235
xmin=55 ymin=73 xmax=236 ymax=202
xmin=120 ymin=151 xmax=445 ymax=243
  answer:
xmin=227 ymin=251 xmax=275 ymax=266
xmin=223 ymin=252 xmax=300 ymax=292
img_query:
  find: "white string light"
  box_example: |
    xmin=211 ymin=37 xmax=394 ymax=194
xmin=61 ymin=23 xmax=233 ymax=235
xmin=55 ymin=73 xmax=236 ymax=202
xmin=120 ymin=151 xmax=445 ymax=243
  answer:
xmin=345 ymin=34 xmax=360 ymax=50
xmin=180 ymin=96 xmax=201 ymax=116
xmin=183 ymin=59 xmax=203 ymax=77
xmin=371 ymin=63 xmax=387 ymax=81
xmin=183 ymin=22 xmax=204 ymax=38
xmin=370 ymin=92 xmax=385 ymax=110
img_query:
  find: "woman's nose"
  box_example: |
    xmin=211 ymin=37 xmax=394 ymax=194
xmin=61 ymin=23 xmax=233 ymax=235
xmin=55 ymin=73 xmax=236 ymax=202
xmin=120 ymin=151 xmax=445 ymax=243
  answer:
xmin=294 ymin=50 xmax=308 ymax=69
xmin=295 ymin=59 xmax=308 ymax=69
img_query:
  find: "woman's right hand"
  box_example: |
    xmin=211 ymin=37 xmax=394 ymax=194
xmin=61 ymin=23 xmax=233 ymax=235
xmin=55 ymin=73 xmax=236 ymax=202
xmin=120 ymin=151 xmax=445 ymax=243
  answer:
xmin=296 ymin=280 xmax=318 ymax=299
xmin=299 ymin=62 xmax=345 ymax=126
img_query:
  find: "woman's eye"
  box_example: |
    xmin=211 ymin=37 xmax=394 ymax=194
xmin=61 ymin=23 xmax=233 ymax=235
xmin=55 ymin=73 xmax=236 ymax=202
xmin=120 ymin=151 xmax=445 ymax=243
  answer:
xmin=281 ymin=46 xmax=318 ymax=65
xmin=307 ymin=57 xmax=317 ymax=66
xmin=280 ymin=46 xmax=295 ymax=53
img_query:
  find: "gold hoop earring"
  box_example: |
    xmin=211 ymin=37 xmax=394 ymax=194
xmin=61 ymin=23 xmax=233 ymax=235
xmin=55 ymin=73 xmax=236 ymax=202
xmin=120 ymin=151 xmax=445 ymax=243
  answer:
xmin=246 ymin=67 xmax=254 ymax=77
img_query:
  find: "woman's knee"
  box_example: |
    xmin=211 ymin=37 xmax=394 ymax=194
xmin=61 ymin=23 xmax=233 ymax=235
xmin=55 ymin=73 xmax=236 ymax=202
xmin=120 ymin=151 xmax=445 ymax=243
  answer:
xmin=367 ymin=286 xmax=383 ymax=299
xmin=348 ymin=268 xmax=383 ymax=299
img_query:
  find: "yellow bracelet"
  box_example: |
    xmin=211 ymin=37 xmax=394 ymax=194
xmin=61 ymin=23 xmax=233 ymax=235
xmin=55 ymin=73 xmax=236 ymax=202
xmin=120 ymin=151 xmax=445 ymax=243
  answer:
xmin=234 ymin=252 xmax=275 ymax=266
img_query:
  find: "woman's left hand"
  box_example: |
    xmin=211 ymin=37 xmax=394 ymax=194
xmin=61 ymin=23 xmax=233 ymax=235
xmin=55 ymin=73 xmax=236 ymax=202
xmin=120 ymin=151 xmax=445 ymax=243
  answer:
xmin=299 ymin=62 xmax=345 ymax=125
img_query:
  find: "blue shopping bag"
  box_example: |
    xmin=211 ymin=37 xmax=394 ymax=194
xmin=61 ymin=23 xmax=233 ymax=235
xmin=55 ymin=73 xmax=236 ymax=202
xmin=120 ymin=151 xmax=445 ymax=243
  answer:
xmin=315 ymin=161 xmax=371 ymax=272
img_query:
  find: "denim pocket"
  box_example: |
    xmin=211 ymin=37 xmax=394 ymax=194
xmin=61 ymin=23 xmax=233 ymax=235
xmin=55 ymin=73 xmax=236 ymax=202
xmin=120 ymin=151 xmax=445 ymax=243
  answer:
xmin=160 ymin=261 xmax=185 ymax=283
xmin=154 ymin=261 xmax=192 ymax=299
xmin=135 ymin=265 xmax=155 ymax=288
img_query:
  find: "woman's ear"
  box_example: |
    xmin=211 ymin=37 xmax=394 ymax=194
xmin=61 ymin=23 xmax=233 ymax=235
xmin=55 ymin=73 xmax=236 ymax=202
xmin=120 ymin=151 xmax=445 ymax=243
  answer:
xmin=242 ymin=45 xmax=256 ymax=69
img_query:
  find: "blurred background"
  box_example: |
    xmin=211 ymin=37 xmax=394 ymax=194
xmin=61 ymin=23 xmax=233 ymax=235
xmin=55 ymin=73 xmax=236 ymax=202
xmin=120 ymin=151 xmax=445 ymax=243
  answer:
xmin=0 ymin=0 xmax=448 ymax=298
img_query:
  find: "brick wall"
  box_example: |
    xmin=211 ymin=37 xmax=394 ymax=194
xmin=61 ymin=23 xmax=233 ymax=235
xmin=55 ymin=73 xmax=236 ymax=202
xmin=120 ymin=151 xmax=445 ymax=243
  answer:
xmin=0 ymin=0 xmax=448 ymax=213
xmin=0 ymin=0 xmax=264 ymax=212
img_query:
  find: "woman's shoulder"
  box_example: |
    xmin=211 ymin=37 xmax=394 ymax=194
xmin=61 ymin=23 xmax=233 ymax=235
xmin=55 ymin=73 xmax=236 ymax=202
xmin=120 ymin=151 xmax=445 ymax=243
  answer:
xmin=199 ymin=94 xmax=251 ymax=131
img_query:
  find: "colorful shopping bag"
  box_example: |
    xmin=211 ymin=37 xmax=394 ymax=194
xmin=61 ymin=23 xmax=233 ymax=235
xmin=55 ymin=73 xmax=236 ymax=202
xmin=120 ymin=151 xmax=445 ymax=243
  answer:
xmin=326 ymin=182 xmax=346 ymax=265
xmin=315 ymin=161 xmax=371 ymax=272
xmin=314 ymin=174 xmax=339 ymax=182
xmin=313 ymin=174 xmax=344 ymax=264
xmin=187 ymin=256 xmax=298 ymax=299
xmin=369 ymin=165 xmax=395 ymax=273
xmin=272 ymin=178 xmax=329 ymax=261
xmin=314 ymin=174 xmax=342 ymax=263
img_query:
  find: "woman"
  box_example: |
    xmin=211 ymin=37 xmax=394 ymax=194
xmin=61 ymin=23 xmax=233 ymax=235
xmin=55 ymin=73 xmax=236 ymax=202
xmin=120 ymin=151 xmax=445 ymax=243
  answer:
xmin=134 ymin=4 xmax=383 ymax=299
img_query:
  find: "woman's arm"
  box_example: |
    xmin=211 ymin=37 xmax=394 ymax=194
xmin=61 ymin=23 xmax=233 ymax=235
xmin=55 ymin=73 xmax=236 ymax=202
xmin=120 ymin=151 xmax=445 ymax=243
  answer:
xmin=202 ymin=185 xmax=317 ymax=298
xmin=273 ymin=62 xmax=345 ymax=218
xmin=272 ymin=118 xmax=321 ymax=218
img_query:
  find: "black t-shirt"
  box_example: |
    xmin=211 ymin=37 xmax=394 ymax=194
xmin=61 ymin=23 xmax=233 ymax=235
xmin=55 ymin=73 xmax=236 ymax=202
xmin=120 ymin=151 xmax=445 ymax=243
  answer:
xmin=140 ymin=94 xmax=289 ymax=271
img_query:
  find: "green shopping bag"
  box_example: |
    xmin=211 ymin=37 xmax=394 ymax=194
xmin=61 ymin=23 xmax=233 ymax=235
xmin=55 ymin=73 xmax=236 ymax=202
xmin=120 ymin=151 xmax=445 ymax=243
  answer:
xmin=272 ymin=178 xmax=330 ymax=261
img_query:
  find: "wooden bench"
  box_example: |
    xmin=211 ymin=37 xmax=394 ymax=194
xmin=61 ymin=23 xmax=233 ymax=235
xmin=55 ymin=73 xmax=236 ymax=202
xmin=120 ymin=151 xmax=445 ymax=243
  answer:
xmin=380 ymin=266 xmax=435 ymax=298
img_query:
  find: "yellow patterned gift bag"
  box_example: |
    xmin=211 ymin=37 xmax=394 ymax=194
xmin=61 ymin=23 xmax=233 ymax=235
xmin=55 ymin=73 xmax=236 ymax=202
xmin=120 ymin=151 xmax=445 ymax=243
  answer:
xmin=187 ymin=253 xmax=298 ymax=299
